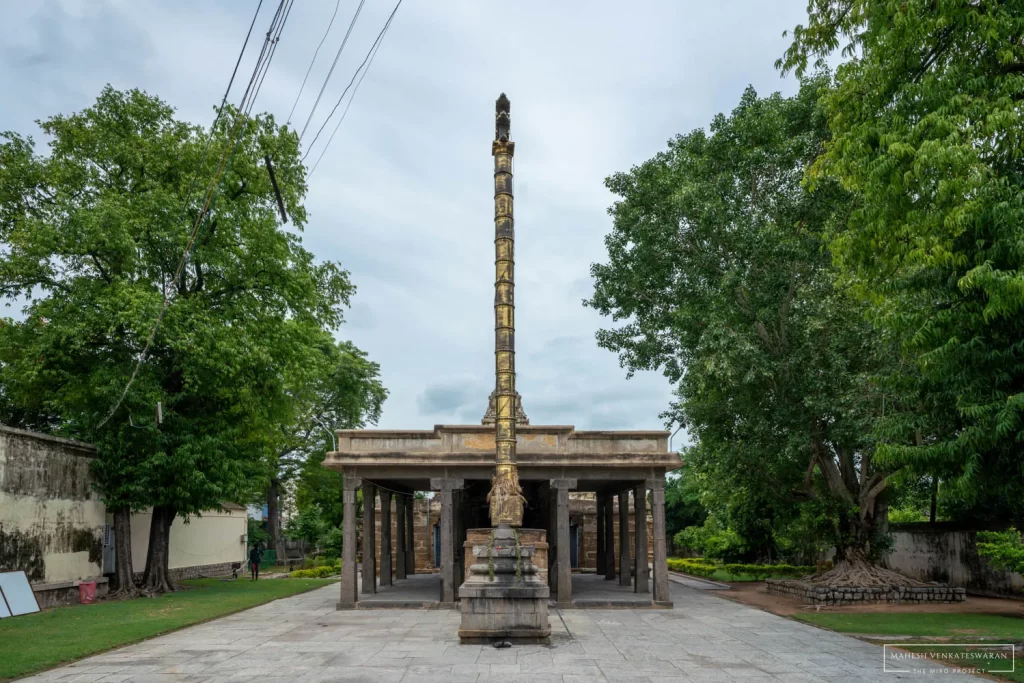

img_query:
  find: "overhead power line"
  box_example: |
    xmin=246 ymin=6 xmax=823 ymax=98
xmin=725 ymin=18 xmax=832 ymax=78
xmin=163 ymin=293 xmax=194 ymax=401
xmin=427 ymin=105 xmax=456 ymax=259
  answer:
xmin=97 ymin=0 xmax=295 ymax=429
xmin=286 ymin=0 xmax=343 ymax=126
xmin=303 ymin=0 xmax=403 ymax=169
xmin=297 ymin=0 xmax=368 ymax=142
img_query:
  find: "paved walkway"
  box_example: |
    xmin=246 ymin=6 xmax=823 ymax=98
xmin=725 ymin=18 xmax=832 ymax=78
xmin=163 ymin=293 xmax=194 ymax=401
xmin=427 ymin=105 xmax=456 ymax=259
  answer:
xmin=22 ymin=582 xmax=985 ymax=682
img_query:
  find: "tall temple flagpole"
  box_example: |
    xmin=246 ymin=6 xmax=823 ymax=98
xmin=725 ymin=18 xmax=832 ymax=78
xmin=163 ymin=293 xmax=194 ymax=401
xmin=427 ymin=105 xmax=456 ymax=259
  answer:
xmin=488 ymin=93 xmax=525 ymax=529
xmin=459 ymin=93 xmax=550 ymax=644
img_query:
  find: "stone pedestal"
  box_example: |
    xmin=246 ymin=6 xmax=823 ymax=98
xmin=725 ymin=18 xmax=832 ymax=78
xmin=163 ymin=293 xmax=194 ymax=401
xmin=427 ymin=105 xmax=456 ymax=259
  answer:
xmin=458 ymin=526 xmax=550 ymax=644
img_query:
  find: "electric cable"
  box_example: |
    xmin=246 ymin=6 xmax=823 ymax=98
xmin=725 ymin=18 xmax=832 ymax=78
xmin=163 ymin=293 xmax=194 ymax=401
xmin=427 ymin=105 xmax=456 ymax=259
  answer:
xmin=97 ymin=0 xmax=294 ymax=429
xmin=302 ymin=0 xmax=402 ymax=167
xmin=286 ymin=0 xmax=343 ymax=125
xmin=297 ymin=0 xmax=367 ymax=141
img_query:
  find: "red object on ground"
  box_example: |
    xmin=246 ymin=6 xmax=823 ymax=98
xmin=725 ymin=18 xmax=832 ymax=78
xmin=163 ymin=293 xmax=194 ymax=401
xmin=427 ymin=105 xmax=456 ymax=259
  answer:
xmin=78 ymin=581 xmax=96 ymax=604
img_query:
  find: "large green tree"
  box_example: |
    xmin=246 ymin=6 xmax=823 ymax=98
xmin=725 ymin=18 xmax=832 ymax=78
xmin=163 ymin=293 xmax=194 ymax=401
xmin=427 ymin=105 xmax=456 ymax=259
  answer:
xmin=265 ymin=338 xmax=387 ymax=559
xmin=0 ymin=87 xmax=360 ymax=593
xmin=588 ymin=80 xmax=916 ymax=583
xmin=780 ymin=1 xmax=1024 ymax=523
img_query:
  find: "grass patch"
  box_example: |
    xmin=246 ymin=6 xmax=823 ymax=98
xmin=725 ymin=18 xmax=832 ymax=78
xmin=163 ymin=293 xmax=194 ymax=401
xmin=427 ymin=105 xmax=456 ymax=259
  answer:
xmin=795 ymin=612 xmax=1024 ymax=639
xmin=797 ymin=613 xmax=1024 ymax=682
xmin=0 ymin=577 xmax=336 ymax=681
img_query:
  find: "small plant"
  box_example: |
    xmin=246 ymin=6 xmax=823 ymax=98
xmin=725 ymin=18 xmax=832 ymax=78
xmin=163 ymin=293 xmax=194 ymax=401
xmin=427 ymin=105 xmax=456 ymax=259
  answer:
xmin=289 ymin=565 xmax=338 ymax=578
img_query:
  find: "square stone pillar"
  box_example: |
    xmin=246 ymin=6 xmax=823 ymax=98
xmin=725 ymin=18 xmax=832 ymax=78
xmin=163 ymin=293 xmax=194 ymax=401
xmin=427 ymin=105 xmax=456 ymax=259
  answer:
xmin=546 ymin=484 xmax=557 ymax=593
xmin=648 ymin=476 xmax=672 ymax=607
xmin=634 ymin=485 xmax=649 ymax=594
xmin=380 ymin=489 xmax=393 ymax=587
xmin=431 ymin=478 xmax=463 ymax=606
xmin=618 ymin=489 xmax=631 ymax=587
xmin=396 ymin=495 xmax=407 ymax=580
xmin=604 ymin=493 xmax=616 ymax=580
xmin=596 ymin=493 xmax=605 ymax=575
xmin=361 ymin=483 xmax=377 ymax=595
xmin=338 ymin=476 xmax=361 ymax=609
xmin=405 ymin=495 xmax=415 ymax=576
xmin=453 ymin=489 xmax=463 ymax=600
xmin=551 ymin=479 xmax=576 ymax=607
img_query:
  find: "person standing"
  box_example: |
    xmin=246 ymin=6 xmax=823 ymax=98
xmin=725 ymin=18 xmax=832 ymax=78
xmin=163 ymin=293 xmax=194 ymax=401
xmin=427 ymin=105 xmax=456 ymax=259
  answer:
xmin=249 ymin=543 xmax=264 ymax=581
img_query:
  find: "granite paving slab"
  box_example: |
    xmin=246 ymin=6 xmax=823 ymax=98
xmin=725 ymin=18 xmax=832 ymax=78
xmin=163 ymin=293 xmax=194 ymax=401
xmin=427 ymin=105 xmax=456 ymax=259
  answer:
xmin=15 ymin=581 xmax=990 ymax=682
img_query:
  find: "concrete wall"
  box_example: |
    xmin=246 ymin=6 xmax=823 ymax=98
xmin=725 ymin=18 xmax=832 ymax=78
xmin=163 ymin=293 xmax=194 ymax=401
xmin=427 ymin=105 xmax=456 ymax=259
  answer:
xmin=1 ymin=425 xmax=250 ymax=605
xmin=0 ymin=426 xmax=105 ymax=585
xmin=129 ymin=506 xmax=247 ymax=571
xmin=887 ymin=525 xmax=1024 ymax=596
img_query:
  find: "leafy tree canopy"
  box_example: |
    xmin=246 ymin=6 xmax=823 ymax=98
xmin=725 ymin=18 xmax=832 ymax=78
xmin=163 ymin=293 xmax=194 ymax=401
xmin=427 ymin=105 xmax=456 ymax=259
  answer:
xmin=780 ymin=0 xmax=1024 ymax=519
xmin=0 ymin=86 xmax=360 ymax=523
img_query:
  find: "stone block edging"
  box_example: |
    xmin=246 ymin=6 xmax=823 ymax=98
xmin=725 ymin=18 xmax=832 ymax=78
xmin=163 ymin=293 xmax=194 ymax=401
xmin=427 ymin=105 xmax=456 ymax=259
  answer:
xmin=766 ymin=578 xmax=966 ymax=605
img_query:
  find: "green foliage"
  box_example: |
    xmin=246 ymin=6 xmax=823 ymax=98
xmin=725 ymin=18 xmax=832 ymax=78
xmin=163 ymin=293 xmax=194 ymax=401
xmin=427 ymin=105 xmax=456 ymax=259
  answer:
xmin=322 ymin=529 xmax=343 ymax=560
xmin=247 ymin=518 xmax=269 ymax=549
xmin=664 ymin=467 xmax=707 ymax=541
xmin=781 ymin=0 xmax=1024 ymax=521
xmin=977 ymin=528 xmax=1024 ymax=576
xmin=285 ymin=507 xmax=327 ymax=548
xmin=288 ymin=565 xmax=338 ymax=578
xmin=666 ymin=558 xmax=814 ymax=581
xmin=674 ymin=516 xmax=746 ymax=562
xmin=588 ymin=77 xmax=895 ymax=559
xmin=0 ymin=87 xmax=361 ymax=524
xmin=666 ymin=558 xmax=718 ymax=578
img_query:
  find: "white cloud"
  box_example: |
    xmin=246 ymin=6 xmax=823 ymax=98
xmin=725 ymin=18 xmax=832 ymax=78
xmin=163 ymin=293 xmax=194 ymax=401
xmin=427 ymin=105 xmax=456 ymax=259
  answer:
xmin=0 ymin=0 xmax=810 ymax=436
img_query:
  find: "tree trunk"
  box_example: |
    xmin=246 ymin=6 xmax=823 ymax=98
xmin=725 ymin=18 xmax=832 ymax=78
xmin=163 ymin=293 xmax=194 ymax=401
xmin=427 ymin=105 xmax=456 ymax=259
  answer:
xmin=140 ymin=505 xmax=178 ymax=594
xmin=108 ymin=506 xmax=140 ymax=598
xmin=267 ymin=479 xmax=286 ymax=563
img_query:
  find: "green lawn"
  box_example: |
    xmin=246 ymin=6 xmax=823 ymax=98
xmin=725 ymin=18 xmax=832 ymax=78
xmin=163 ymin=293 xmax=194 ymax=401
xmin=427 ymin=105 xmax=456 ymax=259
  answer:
xmin=796 ymin=613 xmax=1024 ymax=682
xmin=0 ymin=577 xmax=336 ymax=681
xmin=795 ymin=612 xmax=1024 ymax=639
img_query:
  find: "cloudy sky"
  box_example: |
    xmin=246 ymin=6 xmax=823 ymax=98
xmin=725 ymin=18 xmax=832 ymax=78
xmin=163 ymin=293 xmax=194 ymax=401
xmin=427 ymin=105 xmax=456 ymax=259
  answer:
xmin=1 ymin=0 xmax=809 ymax=435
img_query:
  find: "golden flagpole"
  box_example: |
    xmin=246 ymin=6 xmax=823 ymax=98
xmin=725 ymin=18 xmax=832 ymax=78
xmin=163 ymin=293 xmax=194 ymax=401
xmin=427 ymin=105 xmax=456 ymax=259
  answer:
xmin=488 ymin=93 xmax=525 ymax=528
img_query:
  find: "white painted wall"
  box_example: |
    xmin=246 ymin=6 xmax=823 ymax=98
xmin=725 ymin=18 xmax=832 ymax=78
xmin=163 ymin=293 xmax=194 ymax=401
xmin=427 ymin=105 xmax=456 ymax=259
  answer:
xmin=0 ymin=426 xmax=105 ymax=585
xmin=129 ymin=506 xmax=248 ymax=570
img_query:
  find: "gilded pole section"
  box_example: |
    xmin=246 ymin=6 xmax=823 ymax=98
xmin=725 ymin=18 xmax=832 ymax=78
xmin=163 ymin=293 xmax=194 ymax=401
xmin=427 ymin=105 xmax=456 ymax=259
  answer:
xmin=488 ymin=93 xmax=524 ymax=528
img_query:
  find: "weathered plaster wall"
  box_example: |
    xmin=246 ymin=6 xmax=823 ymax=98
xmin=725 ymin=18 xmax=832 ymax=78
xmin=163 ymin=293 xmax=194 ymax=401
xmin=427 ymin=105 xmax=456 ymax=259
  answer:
xmin=888 ymin=526 xmax=1024 ymax=596
xmin=0 ymin=426 xmax=104 ymax=584
xmin=129 ymin=506 xmax=247 ymax=571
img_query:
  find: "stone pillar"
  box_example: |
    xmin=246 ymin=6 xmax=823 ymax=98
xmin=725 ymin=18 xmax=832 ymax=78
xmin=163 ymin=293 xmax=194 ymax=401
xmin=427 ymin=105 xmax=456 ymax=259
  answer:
xmin=618 ymin=489 xmax=631 ymax=587
xmin=596 ymin=493 xmax=605 ymax=575
xmin=432 ymin=478 xmax=463 ymax=606
xmin=338 ymin=476 xmax=361 ymax=609
xmin=379 ymin=489 xmax=393 ymax=587
xmin=604 ymin=493 xmax=616 ymax=580
xmin=547 ymin=484 xmax=557 ymax=593
xmin=551 ymin=479 xmax=575 ymax=606
xmin=396 ymin=495 xmax=407 ymax=581
xmin=361 ymin=483 xmax=377 ymax=595
xmin=453 ymin=489 xmax=463 ymax=599
xmin=648 ymin=476 xmax=672 ymax=607
xmin=405 ymin=495 xmax=416 ymax=576
xmin=634 ymin=485 xmax=649 ymax=594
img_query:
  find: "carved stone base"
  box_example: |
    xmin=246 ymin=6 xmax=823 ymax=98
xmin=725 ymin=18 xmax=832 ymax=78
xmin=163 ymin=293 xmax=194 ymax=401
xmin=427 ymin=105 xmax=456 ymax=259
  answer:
xmin=458 ymin=525 xmax=550 ymax=644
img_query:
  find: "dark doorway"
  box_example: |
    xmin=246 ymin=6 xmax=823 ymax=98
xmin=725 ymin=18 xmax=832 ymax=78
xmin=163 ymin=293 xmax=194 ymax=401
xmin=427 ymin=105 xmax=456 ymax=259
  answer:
xmin=570 ymin=523 xmax=580 ymax=569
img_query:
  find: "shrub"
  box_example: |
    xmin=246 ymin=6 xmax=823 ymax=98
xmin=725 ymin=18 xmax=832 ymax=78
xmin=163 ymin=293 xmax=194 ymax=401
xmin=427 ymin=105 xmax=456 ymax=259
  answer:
xmin=323 ymin=528 xmax=343 ymax=559
xmin=666 ymin=558 xmax=815 ymax=580
xmin=667 ymin=558 xmax=718 ymax=578
xmin=673 ymin=516 xmax=746 ymax=562
xmin=289 ymin=565 xmax=338 ymax=578
xmin=977 ymin=528 xmax=1024 ymax=575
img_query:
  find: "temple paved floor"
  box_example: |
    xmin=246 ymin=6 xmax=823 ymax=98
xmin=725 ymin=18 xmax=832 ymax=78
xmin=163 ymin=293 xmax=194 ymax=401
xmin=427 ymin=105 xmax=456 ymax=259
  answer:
xmin=20 ymin=582 xmax=985 ymax=683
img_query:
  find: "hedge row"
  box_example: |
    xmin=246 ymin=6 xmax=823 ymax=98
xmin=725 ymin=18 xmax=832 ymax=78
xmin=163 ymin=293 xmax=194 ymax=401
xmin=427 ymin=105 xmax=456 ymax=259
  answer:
xmin=289 ymin=565 xmax=339 ymax=578
xmin=667 ymin=558 xmax=814 ymax=580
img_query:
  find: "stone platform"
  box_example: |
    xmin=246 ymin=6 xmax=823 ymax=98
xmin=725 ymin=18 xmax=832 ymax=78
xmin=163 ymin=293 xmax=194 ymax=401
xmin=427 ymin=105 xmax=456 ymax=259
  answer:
xmin=767 ymin=578 xmax=967 ymax=605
